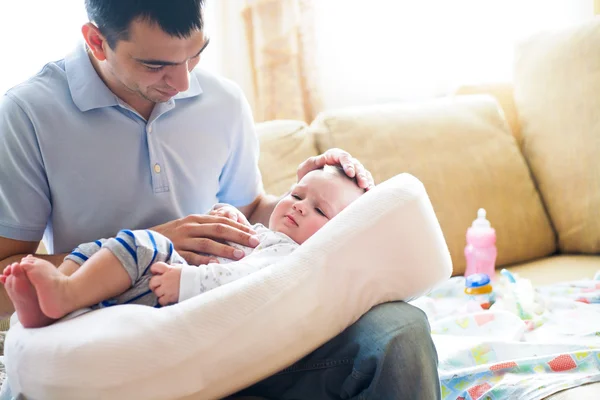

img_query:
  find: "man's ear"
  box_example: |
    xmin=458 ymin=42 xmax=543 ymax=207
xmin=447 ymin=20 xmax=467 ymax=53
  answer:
xmin=82 ymin=22 xmax=108 ymax=61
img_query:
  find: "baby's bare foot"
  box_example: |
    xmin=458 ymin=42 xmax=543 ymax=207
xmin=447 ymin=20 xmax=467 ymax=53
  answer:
xmin=0 ymin=263 xmax=14 ymax=284
xmin=4 ymin=259 xmax=54 ymax=328
xmin=20 ymin=256 xmax=73 ymax=320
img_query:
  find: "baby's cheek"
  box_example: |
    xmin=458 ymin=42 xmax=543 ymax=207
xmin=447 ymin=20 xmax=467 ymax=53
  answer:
xmin=306 ymin=220 xmax=326 ymax=238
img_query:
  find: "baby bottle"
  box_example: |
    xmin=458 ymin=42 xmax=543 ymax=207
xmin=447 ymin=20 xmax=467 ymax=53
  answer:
xmin=464 ymin=208 xmax=497 ymax=280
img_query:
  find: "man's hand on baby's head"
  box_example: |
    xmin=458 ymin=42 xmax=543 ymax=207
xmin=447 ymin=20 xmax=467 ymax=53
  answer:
xmin=297 ymin=148 xmax=375 ymax=191
xmin=149 ymin=262 xmax=183 ymax=306
xmin=209 ymin=204 xmax=251 ymax=227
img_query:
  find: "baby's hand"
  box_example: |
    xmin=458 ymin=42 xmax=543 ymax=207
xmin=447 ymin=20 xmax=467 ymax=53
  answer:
xmin=209 ymin=204 xmax=251 ymax=226
xmin=149 ymin=262 xmax=183 ymax=306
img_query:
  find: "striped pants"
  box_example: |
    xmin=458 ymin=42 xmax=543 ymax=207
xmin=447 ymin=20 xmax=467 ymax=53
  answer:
xmin=65 ymin=229 xmax=186 ymax=308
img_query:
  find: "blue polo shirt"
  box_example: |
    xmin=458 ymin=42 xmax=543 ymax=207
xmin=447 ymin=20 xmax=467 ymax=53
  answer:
xmin=0 ymin=44 xmax=263 ymax=254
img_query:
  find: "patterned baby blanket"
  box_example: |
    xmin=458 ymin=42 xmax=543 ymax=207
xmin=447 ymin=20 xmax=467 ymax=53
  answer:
xmin=411 ymin=271 xmax=600 ymax=400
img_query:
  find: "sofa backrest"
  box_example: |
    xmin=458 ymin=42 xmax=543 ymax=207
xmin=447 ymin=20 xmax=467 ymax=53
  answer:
xmin=257 ymin=95 xmax=557 ymax=274
xmin=255 ymin=120 xmax=319 ymax=196
xmin=514 ymin=18 xmax=600 ymax=254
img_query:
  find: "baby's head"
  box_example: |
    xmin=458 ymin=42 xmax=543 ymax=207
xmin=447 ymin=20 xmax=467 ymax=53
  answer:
xmin=269 ymin=166 xmax=366 ymax=244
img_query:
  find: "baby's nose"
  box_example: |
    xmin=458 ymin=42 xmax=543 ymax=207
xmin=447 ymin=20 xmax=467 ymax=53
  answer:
xmin=293 ymin=202 xmax=305 ymax=214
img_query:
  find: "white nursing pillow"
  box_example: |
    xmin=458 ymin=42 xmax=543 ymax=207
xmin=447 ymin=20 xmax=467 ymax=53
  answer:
xmin=5 ymin=173 xmax=452 ymax=400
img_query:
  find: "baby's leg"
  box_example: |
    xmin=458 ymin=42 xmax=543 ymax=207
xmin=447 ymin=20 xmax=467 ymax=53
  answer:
xmin=3 ymin=259 xmax=54 ymax=328
xmin=58 ymin=259 xmax=82 ymax=277
xmin=24 ymin=250 xmax=131 ymax=321
xmin=61 ymin=239 xmax=108 ymax=277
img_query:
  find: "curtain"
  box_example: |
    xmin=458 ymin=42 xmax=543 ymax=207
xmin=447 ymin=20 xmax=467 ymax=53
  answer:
xmin=241 ymin=0 xmax=321 ymax=122
xmin=238 ymin=0 xmax=594 ymax=117
xmin=311 ymin=0 xmax=595 ymax=110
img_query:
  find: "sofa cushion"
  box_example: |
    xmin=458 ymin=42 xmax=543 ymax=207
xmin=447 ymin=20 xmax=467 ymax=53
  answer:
xmin=514 ymin=19 xmax=600 ymax=254
xmin=507 ymin=255 xmax=600 ymax=286
xmin=255 ymin=120 xmax=318 ymax=196
xmin=307 ymin=95 xmax=556 ymax=274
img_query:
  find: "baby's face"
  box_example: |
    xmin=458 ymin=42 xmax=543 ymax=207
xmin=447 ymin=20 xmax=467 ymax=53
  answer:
xmin=269 ymin=168 xmax=364 ymax=244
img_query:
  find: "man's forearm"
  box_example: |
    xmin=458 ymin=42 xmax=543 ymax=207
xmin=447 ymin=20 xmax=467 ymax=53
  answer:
xmin=1 ymin=253 xmax=66 ymax=270
xmin=248 ymin=194 xmax=280 ymax=226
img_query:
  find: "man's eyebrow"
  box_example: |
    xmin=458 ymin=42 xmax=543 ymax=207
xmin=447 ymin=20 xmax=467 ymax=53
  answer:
xmin=135 ymin=38 xmax=211 ymax=66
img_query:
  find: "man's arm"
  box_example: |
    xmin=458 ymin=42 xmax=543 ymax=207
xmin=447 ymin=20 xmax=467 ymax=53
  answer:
xmin=0 ymin=237 xmax=66 ymax=269
xmin=238 ymin=193 xmax=280 ymax=226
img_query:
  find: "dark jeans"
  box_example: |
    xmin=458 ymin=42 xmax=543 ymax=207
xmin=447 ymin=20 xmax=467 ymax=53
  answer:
xmin=235 ymin=301 xmax=441 ymax=400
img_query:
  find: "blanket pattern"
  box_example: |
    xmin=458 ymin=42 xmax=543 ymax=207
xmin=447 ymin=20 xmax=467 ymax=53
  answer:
xmin=412 ymin=272 xmax=600 ymax=400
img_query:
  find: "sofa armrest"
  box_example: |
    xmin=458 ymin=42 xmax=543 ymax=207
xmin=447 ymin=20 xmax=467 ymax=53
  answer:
xmin=454 ymin=83 xmax=521 ymax=144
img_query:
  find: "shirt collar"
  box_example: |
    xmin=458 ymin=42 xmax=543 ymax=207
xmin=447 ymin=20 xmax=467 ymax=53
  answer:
xmin=65 ymin=43 xmax=203 ymax=112
xmin=65 ymin=43 xmax=120 ymax=112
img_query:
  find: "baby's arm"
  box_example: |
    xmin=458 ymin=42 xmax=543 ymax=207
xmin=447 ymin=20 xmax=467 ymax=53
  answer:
xmin=178 ymin=240 xmax=297 ymax=303
xmin=177 ymin=259 xmax=264 ymax=302
xmin=148 ymin=260 xmax=264 ymax=306
xmin=149 ymin=229 xmax=298 ymax=305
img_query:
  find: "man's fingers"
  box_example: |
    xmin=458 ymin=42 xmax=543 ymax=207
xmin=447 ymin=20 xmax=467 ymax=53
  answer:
xmin=179 ymin=250 xmax=218 ymax=266
xmin=363 ymin=170 xmax=375 ymax=190
xmin=338 ymin=153 xmax=356 ymax=178
xmin=188 ymin=214 xmax=255 ymax=234
xmin=340 ymin=153 xmax=374 ymax=189
xmin=182 ymin=237 xmax=250 ymax=261
xmin=297 ymin=155 xmax=324 ymax=180
xmin=350 ymin=157 xmax=370 ymax=189
xmin=186 ymin=222 xmax=258 ymax=248
xmin=299 ymin=149 xmax=364 ymax=181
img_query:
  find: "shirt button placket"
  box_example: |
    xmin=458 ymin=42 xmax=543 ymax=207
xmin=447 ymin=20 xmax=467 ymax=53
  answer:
xmin=147 ymin=123 xmax=167 ymax=193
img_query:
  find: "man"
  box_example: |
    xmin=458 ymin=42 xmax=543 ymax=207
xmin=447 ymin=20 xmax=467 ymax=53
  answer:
xmin=0 ymin=1 xmax=440 ymax=398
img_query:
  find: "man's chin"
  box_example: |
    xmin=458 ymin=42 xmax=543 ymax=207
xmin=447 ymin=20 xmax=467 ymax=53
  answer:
xmin=138 ymin=90 xmax=174 ymax=104
xmin=146 ymin=94 xmax=172 ymax=103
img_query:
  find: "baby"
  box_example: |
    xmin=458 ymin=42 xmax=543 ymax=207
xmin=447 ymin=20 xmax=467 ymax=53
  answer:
xmin=2 ymin=166 xmax=365 ymax=328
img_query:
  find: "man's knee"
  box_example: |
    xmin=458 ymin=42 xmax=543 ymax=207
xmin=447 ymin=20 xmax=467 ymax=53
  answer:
xmin=350 ymin=301 xmax=432 ymax=340
xmin=341 ymin=302 xmax=440 ymax=399
xmin=373 ymin=302 xmax=437 ymax=365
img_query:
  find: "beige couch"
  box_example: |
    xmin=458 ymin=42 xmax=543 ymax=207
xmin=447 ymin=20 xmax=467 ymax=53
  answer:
xmin=257 ymin=94 xmax=599 ymax=285
xmin=254 ymin=19 xmax=600 ymax=399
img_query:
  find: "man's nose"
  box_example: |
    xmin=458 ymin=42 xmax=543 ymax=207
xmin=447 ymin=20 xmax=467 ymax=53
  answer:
xmin=166 ymin=63 xmax=190 ymax=93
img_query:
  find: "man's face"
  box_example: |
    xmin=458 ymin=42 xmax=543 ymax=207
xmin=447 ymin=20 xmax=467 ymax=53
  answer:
xmin=269 ymin=169 xmax=364 ymax=244
xmin=101 ymin=19 xmax=209 ymax=104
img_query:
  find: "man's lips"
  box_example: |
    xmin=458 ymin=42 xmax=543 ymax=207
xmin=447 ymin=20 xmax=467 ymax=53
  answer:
xmin=156 ymin=88 xmax=178 ymax=97
xmin=285 ymin=214 xmax=298 ymax=226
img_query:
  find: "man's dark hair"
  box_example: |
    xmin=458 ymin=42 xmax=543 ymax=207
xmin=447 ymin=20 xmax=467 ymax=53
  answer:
xmin=85 ymin=0 xmax=205 ymax=49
